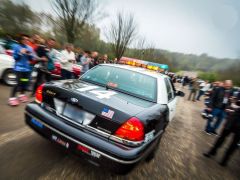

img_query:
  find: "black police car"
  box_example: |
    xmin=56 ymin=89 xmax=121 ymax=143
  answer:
xmin=25 ymin=63 xmax=184 ymax=174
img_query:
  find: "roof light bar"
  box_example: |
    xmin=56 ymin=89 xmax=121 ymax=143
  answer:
xmin=119 ymin=57 xmax=169 ymax=72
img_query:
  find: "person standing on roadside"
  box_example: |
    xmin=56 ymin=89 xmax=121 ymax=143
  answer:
xmin=114 ymin=58 xmax=118 ymax=64
xmin=89 ymin=51 xmax=99 ymax=69
xmin=32 ymin=38 xmax=60 ymax=95
xmin=203 ymin=93 xmax=240 ymax=166
xmin=32 ymin=38 xmax=50 ymax=95
xmin=188 ymin=77 xmax=199 ymax=102
xmin=211 ymin=81 xmax=220 ymax=91
xmin=196 ymin=80 xmax=211 ymax=101
xmin=100 ymin=54 xmax=109 ymax=64
xmin=8 ymin=34 xmax=34 ymax=106
xmin=79 ymin=51 xmax=91 ymax=75
xmin=205 ymin=80 xmax=233 ymax=135
xmin=27 ymin=35 xmax=42 ymax=75
xmin=61 ymin=43 xmax=76 ymax=79
xmin=27 ymin=34 xmax=40 ymax=52
xmin=47 ymin=38 xmax=61 ymax=72
xmin=182 ymin=76 xmax=189 ymax=88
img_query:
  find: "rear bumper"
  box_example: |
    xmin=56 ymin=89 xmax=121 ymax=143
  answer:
xmin=25 ymin=103 xmax=162 ymax=168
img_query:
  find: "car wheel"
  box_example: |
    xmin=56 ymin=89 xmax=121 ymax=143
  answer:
xmin=145 ymin=136 xmax=162 ymax=162
xmin=2 ymin=69 xmax=17 ymax=86
xmin=110 ymin=163 xmax=135 ymax=175
xmin=163 ymin=120 xmax=169 ymax=131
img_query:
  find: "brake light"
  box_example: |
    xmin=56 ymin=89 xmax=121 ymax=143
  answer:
xmin=114 ymin=117 xmax=144 ymax=141
xmin=35 ymin=84 xmax=44 ymax=103
xmin=77 ymin=145 xmax=90 ymax=153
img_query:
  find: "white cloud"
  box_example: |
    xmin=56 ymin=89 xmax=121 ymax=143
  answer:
xmin=25 ymin=0 xmax=240 ymax=58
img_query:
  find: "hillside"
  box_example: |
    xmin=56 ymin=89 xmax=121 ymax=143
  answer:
xmin=154 ymin=49 xmax=239 ymax=72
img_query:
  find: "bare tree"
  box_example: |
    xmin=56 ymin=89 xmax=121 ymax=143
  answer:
xmin=106 ymin=12 xmax=138 ymax=60
xmin=132 ymin=36 xmax=155 ymax=59
xmin=51 ymin=0 xmax=100 ymax=43
xmin=134 ymin=36 xmax=147 ymax=50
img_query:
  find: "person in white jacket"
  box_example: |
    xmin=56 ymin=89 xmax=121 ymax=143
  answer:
xmin=196 ymin=81 xmax=211 ymax=101
xmin=61 ymin=43 xmax=76 ymax=79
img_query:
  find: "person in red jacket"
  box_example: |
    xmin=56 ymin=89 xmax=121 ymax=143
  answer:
xmin=27 ymin=34 xmax=40 ymax=52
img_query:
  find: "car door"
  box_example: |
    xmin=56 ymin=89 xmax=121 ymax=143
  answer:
xmin=0 ymin=54 xmax=14 ymax=76
xmin=164 ymin=78 xmax=177 ymax=121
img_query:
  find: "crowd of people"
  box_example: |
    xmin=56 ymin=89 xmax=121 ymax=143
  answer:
xmin=2 ymin=33 xmax=239 ymax=169
xmin=202 ymin=80 xmax=240 ymax=167
xmin=4 ymin=34 xmax=116 ymax=106
xmin=176 ymin=75 xmax=240 ymax=167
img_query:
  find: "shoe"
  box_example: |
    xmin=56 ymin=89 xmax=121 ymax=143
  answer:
xmin=208 ymin=114 xmax=213 ymax=118
xmin=8 ymin=97 xmax=20 ymax=106
xmin=204 ymin=130 xmax=212 ymax=135
xmin=219 ymin=161 xmax=227 ymax=167
xmin=18 ymin=94 xmax=29 ymax=103
xmin=211 ymin=131 xmax=218 ymax=136
xmin=203 ymin=150 xmax=216 ymax=158
xmin=203 ymin=152 xmax=211 ymax=158
xmin=201 ymin=112 xmax=208 ymax=119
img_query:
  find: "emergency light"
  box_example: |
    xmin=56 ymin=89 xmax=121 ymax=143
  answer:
xmin=119 ymin=57 xmax=169 ymax=72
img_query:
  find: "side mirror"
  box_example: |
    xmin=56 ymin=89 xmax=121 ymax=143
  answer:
xmin=176 ymin=91 xmax=185 ymax=97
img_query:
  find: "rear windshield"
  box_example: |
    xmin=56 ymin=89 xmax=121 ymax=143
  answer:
xmin=81 ymin=65 xmax=157 ymax=102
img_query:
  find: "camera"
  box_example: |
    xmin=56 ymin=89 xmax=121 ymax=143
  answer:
xmin=204 ymin=98 xmax=211 ymax=107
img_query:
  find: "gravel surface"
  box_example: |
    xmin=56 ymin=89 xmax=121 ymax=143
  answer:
xmin=0 ymin=84 xmax=239 ymax=180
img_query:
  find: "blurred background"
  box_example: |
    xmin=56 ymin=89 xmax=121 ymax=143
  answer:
xmin=0 ymin=0 xmax=240 ymax=85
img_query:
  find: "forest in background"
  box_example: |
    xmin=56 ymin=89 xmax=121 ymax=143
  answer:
xmin=0 ymin=0 xmax=239 ymax=85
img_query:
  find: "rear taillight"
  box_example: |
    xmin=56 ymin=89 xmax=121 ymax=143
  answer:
xmin=77 ymin=145 xmax=90 ymax=153
xmin=114 ymin=117 xmax=144 ymax=141
xmin=35 ymin=84 xmax=44 ymax=103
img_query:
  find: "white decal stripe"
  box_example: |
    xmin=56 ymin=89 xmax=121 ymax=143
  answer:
xmin=109 ymin=111 xmax=114 ymax=118
xmin=107 ymin=112 xmax=111 ymax=118
xmin=110 ymin=111 xmax=113 ymax=117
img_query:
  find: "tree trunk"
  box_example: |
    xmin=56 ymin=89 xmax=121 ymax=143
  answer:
xmin=66 ymin=30 xmax=75 ymax=43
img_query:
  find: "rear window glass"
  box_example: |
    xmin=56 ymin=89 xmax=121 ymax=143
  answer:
xmin=81 ymin=65 xmax=157 ymax=102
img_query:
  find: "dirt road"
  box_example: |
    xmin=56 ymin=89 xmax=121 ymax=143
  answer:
xmin=0 ymin=84 xmax=239 ymax=180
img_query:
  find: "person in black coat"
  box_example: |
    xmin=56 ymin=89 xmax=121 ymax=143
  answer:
xmin=203 ymin=92 xmax=240 ymax=166
xmin=205 ymin=80 xmax=233 ymax=134
xmin=32 ymin=39 xmax=51 ymax=95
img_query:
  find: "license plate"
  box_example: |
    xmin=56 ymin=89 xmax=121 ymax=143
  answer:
xmin=51 ymin=134 xmax=70 ymax=149
xmin=63 ymin=104 xmax=95 ymax=124
xmin=31 ymin=118 xmax=43 ymax=129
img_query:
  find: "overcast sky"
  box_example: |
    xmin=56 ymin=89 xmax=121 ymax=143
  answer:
xmin=21 ymin=0 xmax=240 ymax=59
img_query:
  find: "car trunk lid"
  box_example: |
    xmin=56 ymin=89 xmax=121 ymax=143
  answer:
xmin=41 ymin=80 xmax=155 ymax=135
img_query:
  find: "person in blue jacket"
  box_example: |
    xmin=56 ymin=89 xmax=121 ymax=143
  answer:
xmin=8 ymin=34 xmax=34 ymax=106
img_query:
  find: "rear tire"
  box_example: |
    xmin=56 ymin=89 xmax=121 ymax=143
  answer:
xmin=111 ymin=163 xmax=135 ymax=175
xmin=145 ymin=136 xmax=162 ymax=162
xmin=2 ymin=69 xmax=17 ymax=86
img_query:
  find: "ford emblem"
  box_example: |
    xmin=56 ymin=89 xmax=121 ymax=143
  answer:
xmin=70 ymin=98 xmax=78 ymax=103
